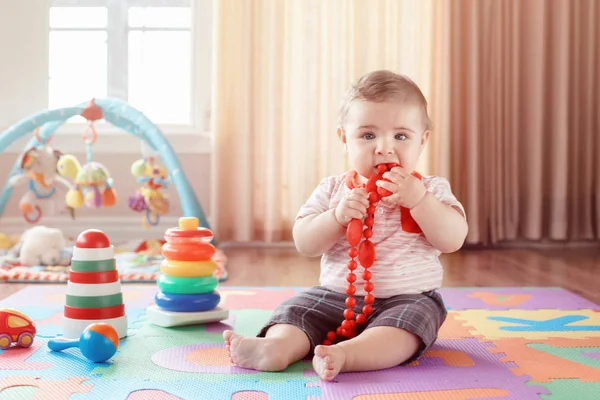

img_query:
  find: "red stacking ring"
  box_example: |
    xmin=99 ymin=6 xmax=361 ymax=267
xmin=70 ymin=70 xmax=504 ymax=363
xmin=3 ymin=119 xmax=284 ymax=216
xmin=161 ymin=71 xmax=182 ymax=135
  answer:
xmin=161 ymin=242 xmax=216 ymax=261
xmin=69 ymin=270 xmax=119 ymax=284
xmin=64 ymin=304 xmax=125 ymax=320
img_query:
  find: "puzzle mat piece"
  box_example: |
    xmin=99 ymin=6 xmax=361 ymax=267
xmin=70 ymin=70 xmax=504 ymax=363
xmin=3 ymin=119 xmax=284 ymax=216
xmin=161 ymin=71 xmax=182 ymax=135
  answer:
xmin=438 ymin=312 xmax=483 ymax=340
xmin=64 ymin=378 xmax=320 ymax=400
xmin=306 ymin=338 xmax=549 ymax=400
xmin=439 ymin=287 xmax=599 ymax=310
xmin=485 ymin=337 xmax=600 ymax=382
xmin=0 ymin=285 xmax=157 ymax=309
xmin=0 ymin=376 xmax=92 ymax=400
xmin=536 ymin=379 xmax=600 ymax=400
xmin=352 ymin=388 xmax=511 ymax=399
xmin=0 ymin=342 xmax=52 ymax=372
xmin=453 ymin=309 xmax=600 ymax=339
xmin=91 ymin=309 xmax=317 ymax=384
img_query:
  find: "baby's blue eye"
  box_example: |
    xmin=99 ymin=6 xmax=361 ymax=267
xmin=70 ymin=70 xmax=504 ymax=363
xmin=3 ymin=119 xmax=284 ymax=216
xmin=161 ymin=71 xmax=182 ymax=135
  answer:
xmin=395 ymin=133 xmax=407 ymax=140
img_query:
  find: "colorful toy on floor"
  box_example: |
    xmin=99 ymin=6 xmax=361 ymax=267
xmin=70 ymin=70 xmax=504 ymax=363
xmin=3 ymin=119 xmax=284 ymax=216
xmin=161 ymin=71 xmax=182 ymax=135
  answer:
xmin=146 ymin=217 xmax=229 ymax=327
xmin=129 ymin=156 xmax=170 ymax=227
xmin=12 ymin=225 xmax=69 ymax=266
xmin=48 ymin=322 xmax=119 ymax=363
xmin=6 ymin=129 xmax=74 ymax=223
xmin=62 ymin=229 xmax=127 ymax=339
xmin=0 ymin=308 xmax=36 ymax=350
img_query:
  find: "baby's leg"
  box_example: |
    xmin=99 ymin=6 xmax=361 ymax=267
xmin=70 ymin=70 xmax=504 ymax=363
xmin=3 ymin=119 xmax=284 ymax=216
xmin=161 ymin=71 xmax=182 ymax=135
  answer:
xmin=312 ymin=326 xmax=420 ymax=380
xmin=223 ymin=323 xmax=309 ymax=371
xmin=312 ymin=290 xmax=447 ymax=380
xmin=224 ymin=286 xmax=346 ymax=372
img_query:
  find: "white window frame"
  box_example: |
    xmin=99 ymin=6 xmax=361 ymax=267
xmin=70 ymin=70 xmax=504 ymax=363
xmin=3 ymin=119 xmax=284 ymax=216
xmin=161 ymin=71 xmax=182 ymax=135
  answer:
xmin=48 ymin=0 xmax=212 ymax=140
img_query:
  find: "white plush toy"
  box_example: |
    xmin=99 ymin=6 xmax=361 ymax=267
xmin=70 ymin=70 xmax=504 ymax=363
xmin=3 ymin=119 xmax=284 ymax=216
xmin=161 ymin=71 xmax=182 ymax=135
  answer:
xmin=14 ymin=226 xmax=69 ymax=266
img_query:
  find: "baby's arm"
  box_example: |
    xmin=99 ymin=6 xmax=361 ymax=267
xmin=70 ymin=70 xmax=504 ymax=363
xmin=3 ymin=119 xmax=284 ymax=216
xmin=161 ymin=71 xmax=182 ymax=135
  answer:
xmin=409 ymin=178 xmax=468 ymax=253
xmin=293 ymin=209 xmax=345 ymax=257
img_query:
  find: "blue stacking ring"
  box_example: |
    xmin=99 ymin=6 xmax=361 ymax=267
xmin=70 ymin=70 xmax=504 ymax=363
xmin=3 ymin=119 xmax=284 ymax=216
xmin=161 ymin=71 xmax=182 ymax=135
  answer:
xmin=155 ymin=291 xmax=221 ymax=312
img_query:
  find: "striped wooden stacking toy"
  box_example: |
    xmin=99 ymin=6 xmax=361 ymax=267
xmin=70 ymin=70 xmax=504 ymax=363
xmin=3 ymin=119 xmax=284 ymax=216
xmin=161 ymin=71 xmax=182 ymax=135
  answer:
xmin=62 ymin=229 xmax=128 ymax=339
xmin=146 ymin=217 xmax=229 ymax=327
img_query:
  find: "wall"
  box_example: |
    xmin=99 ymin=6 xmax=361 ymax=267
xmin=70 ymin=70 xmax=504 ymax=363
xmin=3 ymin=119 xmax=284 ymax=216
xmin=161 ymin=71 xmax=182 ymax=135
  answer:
xmin=0 ymin=0 xmax=214 ymax=242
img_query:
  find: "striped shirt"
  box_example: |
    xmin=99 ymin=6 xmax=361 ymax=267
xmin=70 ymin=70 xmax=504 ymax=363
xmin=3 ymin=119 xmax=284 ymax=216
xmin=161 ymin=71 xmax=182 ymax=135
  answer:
xmin=297 ymin=173 xmax=466 ymax=298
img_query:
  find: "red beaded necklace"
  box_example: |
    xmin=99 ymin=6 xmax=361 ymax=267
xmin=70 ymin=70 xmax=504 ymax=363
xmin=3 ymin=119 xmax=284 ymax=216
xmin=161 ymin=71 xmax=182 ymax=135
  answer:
xmin=322 ymin=162 xmax=422 ymax=345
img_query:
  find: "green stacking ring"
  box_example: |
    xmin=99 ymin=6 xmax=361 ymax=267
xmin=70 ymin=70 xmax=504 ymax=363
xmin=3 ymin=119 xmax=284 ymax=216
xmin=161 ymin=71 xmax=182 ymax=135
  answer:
xmin=70 ymin=259 xmax=116 ymax=272
xmin=157 ymin=274 xmax=218 ymax=295
xmin=66 ymin=293 xmax=123 ymax=308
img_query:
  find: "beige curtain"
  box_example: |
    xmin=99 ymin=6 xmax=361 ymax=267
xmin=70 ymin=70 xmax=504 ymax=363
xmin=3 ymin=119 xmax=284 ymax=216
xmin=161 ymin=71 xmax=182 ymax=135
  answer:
xmin=211 ymin=0 xmax=599 ymax=245
xmin=447 ymin=0 xmax=600 ymax=244
xmin=211 ymin=0 xmax=445 ymax=242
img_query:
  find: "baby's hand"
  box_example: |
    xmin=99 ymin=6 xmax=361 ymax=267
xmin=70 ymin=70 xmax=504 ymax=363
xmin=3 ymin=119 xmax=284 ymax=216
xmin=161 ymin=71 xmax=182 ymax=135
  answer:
xmin=334 ymin=188 xmax=370 ymax=226
xmin=376 ymin=167 xmax=427 ymax=209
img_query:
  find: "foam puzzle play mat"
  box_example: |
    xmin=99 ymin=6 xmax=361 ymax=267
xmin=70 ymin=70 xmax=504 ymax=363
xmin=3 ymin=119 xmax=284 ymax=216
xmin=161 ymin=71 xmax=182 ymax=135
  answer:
xmin=1 ymin=285 xmax=599 ymax=399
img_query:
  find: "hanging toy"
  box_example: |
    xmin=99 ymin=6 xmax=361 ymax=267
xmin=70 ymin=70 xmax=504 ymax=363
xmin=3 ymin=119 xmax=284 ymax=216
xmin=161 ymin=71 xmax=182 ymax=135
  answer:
xmin=7 ymin=128 xmax=74 ymax=223
xmin=57 ymin=100 xmax=117 ymax=209
xmin=128 ymin=156 xmax=170 ymax=227
xmin=322 ymin=163 xmax=423 ymax=345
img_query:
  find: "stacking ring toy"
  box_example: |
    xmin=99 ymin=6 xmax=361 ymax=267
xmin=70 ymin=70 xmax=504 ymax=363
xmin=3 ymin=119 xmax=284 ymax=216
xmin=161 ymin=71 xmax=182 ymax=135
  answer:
xmin=159 ymin=259 xmax=216 ymax=277
xmin=161 ymin=242 xmax=215 ymax=261
xmin=157 ymin=275 xmax=218 ymax=295
xmin=155 ymin=291 xmax=221 ymax=312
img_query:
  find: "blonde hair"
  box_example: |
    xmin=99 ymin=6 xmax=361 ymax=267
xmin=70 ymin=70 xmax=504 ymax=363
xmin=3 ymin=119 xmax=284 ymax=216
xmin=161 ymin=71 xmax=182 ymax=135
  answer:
xmin=338 ymin=70 xmax=432 ymax=131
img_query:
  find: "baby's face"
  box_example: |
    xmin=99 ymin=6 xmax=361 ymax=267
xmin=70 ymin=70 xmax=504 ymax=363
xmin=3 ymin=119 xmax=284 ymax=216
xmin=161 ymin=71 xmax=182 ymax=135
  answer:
xmin=341 ymin=99 xmax=429 ymax=181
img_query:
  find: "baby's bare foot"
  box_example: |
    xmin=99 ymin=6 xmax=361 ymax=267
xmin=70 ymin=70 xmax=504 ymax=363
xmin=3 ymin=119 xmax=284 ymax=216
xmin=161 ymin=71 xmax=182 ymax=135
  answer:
xmin=222 ymin=330 xmax=289 ymax=371
xmin=312 ymin=344 xmax=346 ymax=381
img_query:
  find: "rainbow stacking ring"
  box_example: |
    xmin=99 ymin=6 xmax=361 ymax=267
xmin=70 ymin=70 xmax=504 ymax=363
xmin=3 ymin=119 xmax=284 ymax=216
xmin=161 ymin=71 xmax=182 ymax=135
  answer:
xmin=154 ymin=291 xmax=221 ymax=312
xmin=157 ymin=275 xmax=218 ymax=295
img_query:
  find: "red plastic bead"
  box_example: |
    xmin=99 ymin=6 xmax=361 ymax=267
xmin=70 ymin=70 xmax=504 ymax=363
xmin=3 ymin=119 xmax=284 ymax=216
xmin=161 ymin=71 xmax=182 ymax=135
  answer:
xmin=364 ymin=281 xmax=374 ymax=292
xmin=367 ymin=205 xmax=376 ymax=214
xmin=364 ymin=216 xmax=374 ymax=227
xmin=346 ymin=285 xmax=356 ymax=295
xmin=326 ymin=331 xmax=337 ymax=341
xmin=356 ymin=313 xmax=366 ymax=324
xmin=377 ymin=164 xmax=388 ymax=174
xmin=358 ymin=240 xmax=375 ymax=268
xmin=363 ymin=228 xmax=373 ymax=238
xmin=322 ymin=339 xmax=332 ymax=346
xmin=346 ymin=272 xmax=357 ymax=283
xmin=368 ymin=192 xmax=380 ymax=203
xmin=362 ymin=270 xmax=372 ymax=281
xmin=346 ymin=219 xmax=363 ymax=246
xmin=348 ymin=247 xmax=358 ymax=258
xmin=387 ymin=162 xmax=399 ymax=169
xmin=345 ymin=297 xmax=356 ymax=307
xmin=341 ymin=328 xmax=349 ymax=337
xmin=342 ymin=319 xmax=353 ymax=330
xmin=337 ymin=327 xmax=343 ymax=335
xmin=347 ymin=260 xmax=357 ymax=270
xmin=366 ymin=174 xmax=381 ymax=193
xmin=363 ymin=304 xmax=373 ymax=315
xmin=377 ymin=186 xmax=393 ymax=197
xmin=343 ymin=309 xmax=355 ymax=319
xmin=364 ymin=293 xmax=375 ymax=304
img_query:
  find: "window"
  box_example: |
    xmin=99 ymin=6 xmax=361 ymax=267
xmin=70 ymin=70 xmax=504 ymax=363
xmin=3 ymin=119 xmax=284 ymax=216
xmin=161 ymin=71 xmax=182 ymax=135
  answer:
xmin=49 ymin=0 xmax=193 ymax=125
xmin=8 ymin=316 xmax=30 ymax=329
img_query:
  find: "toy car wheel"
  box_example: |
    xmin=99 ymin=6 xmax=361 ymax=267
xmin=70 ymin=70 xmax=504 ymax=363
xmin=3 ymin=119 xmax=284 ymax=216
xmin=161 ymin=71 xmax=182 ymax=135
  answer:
xmin=17 ymin=332 xmax=34 ymax=348
xmin=0 ymin=334 xmax=12 ymax=350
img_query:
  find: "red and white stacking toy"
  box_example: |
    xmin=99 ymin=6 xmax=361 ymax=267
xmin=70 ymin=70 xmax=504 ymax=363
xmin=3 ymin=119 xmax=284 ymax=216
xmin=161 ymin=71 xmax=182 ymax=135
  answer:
xmin=63 ymin=229 xmax=127 ymax=339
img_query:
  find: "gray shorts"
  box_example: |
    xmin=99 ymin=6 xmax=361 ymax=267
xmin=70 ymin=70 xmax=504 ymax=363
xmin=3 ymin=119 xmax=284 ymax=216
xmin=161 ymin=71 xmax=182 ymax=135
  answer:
xmin=257 ymin=286 xmax=447 ymax=364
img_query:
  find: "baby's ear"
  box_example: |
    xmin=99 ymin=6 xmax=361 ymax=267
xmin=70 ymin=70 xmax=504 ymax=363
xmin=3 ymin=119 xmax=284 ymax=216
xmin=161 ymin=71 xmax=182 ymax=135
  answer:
xmin=337 ymin=128 xmax=347 ymax=143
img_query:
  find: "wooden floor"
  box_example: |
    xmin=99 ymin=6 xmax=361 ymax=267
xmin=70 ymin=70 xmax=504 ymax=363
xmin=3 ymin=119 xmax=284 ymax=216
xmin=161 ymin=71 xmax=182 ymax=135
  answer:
xmin=1 ymin=247 xmax=599 ymax=303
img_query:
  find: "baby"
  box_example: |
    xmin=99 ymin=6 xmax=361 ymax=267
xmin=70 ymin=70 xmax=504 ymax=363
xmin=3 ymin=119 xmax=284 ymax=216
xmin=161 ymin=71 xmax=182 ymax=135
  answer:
xmin=223 ymin=70 xmax=468 ymax=380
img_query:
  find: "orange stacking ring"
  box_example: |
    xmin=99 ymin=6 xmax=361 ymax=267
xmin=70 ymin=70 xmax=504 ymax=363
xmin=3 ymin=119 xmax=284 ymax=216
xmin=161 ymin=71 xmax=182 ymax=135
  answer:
xmin=161 ymin=242 xmax=215 ymax=261
xmin=64 ymin=304 xmax=125 ymax=320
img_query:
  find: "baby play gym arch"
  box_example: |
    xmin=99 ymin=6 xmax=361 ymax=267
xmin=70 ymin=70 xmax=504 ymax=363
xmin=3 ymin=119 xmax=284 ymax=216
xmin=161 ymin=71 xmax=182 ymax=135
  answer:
xmin=0 ymin=97 xmax=213 ymax=243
